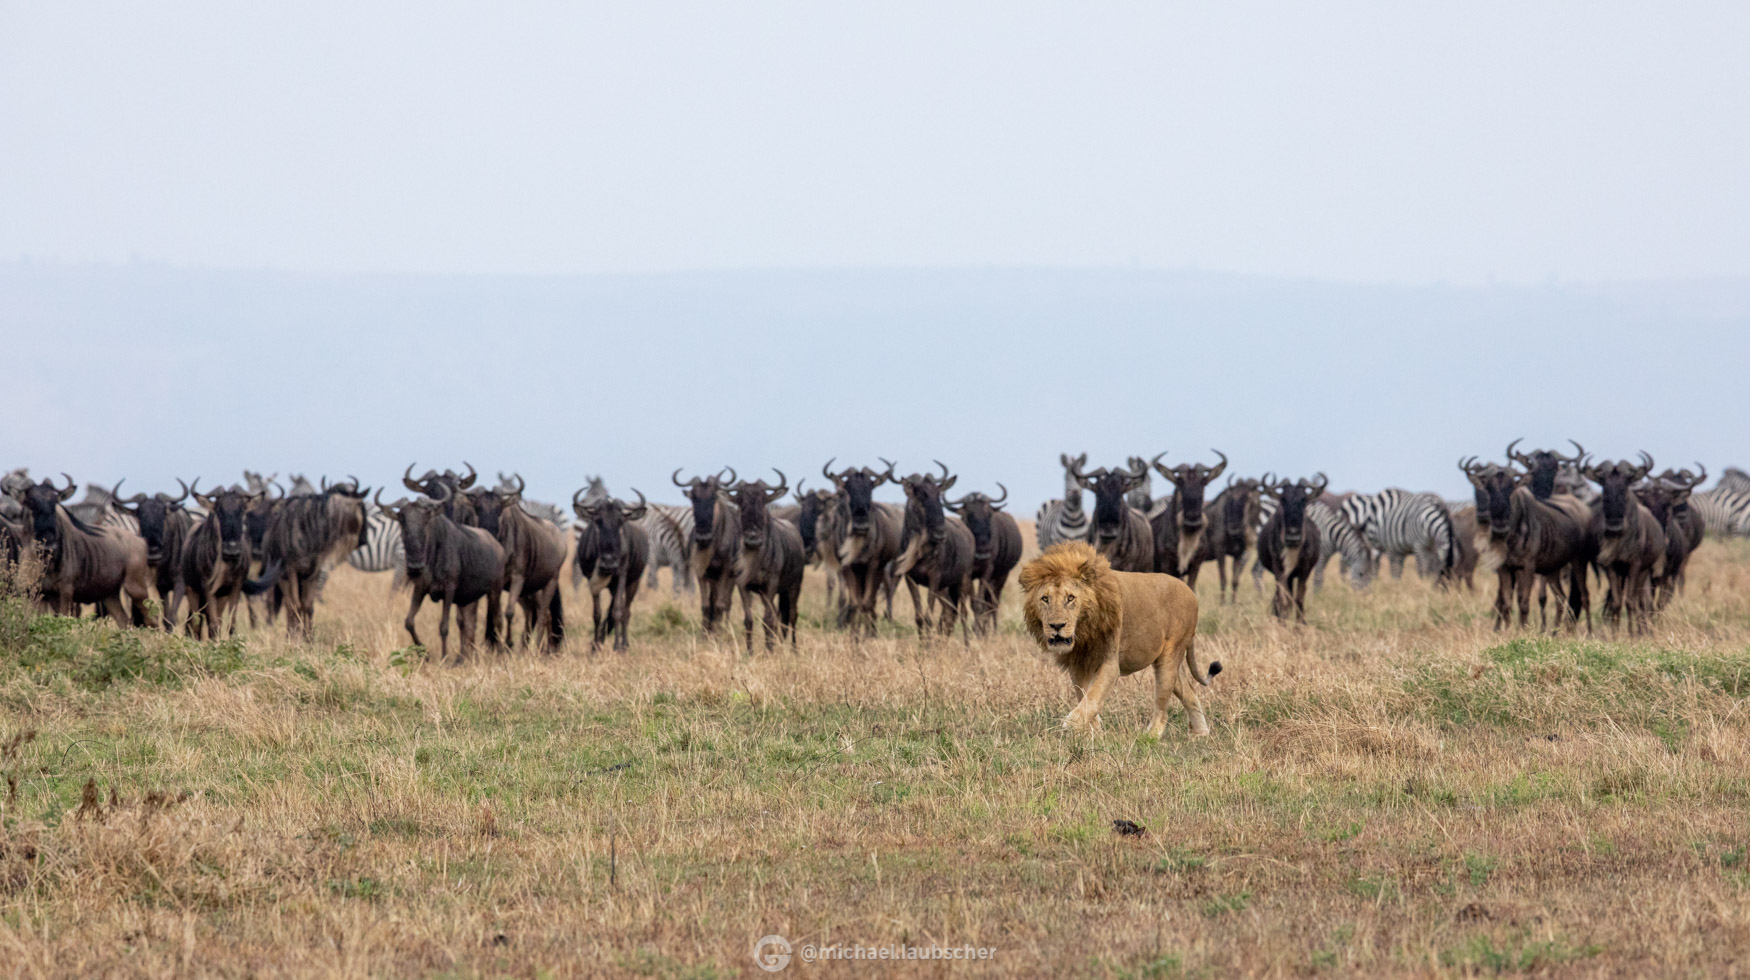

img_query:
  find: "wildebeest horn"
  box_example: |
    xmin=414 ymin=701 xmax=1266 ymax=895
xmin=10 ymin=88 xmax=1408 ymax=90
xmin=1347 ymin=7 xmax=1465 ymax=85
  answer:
xmin=1308 ymin=472 xmax=1329 ymax=496
xmin=170 ymin=478 xmax=191 ymax=505
xmin=764 ymin=469 xmax=789 ymax=501
xmin=58 ymin=473 xmax=78 ymax=501
xmin=572 ymin=486 xmax=592 ymax=517
xmin=1506 ymin=438 xmax=1532 ymax=466
xmin=990 ymin=482 xmax=1008 ymax=507
xmin=821 ymin=458 xmax=839 ymax=482
xmin=506 ymin=472 xmax=525 ymax=496
xmin=1149 ymin=451 xmax=1168 ymax=470
xmin=457 ymin=462 xmax=477 ymax=489
xmin=427 ymin=481 xmax=452 ymax=505
xmin=877 ymin=458 xmax=899 ymax=485
xmin=1561 ymin=440 xmax=1585 ymax=463
xmin=403 ymin=463 xmax=425 ymax=493
xmin=319 ymin=475 xmax=331 ymax=492
xmin=716 ymin=466 xmax=737 ymax=486
xmin=1635 ymin=451 xmax=1654 ymax=479
xmin=1685 ymin=462 xmax=1708 ymax=488
xmin=625 ymin=488 xmax=648 ymax=520
xmin=269 ymin=479 xmax=285 ymax=500
xmin=931 ymin=460 xmax=956 ymax=491
xmin=672 ymin=468 xmax=693 ymax=488
xmin=1206 ymin=449 xmax=1228 ymax=479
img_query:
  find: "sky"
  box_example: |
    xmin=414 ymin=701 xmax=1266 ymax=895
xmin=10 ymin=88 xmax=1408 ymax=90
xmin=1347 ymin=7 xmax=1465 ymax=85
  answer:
xmin=2 ymin=4 xmax=1748 ymax=508
xmin=4 ymin=3 xmax=1750 ymax=283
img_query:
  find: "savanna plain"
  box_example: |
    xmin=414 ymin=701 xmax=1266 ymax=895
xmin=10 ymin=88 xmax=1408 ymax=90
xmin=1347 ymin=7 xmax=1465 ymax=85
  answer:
xmin=3 ymin=523 xmax=1750 ymax=978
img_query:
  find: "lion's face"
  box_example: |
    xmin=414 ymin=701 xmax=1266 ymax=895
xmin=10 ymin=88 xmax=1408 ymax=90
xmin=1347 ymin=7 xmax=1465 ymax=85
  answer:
xmin=1029 ymin=578 xmax=1094 ymax=650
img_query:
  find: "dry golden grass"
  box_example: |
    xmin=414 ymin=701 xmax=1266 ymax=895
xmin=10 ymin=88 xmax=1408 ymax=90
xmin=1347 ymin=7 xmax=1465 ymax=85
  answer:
xmin=4 ymin=527 xmax=1750 ymax=978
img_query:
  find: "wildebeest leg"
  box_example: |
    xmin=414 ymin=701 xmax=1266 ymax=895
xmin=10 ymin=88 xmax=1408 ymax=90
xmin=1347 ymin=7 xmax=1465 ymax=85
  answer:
xmin=403 ymin=587 xmax=426 ymax=649
xmin=589 ymin=585 xmax=607 ymax=650
xmin=1492 ymin=567 xmax=1511 ymax=630
xmin=1514 ymin=568 xmax=1534 ymax=628
xmin=781 ymin=582 xmax=800 ymax=648
xmin=502 ymin=574 xmax=525 ymax=649
xmin=756 ymin=590 xmax=781 ymax=652
xmin=882 ymin=569 xmax=896 ymax=622
xmin=457 ymin=600 xmax=478 ymax=662
xmin=436 ymin=592 xmax=455 ymax=664
xmin=905 ymin=577 xmax=927 ymax=637
xmin=618 ymin=572 xmax=640 ymax=652
xmin=1293 ymin=573 xmax=1309 ymax=624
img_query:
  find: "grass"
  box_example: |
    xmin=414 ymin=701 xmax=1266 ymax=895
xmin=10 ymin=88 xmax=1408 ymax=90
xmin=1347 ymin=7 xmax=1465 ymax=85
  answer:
xmin=3 ymin=530 xmax=1750 ymax=976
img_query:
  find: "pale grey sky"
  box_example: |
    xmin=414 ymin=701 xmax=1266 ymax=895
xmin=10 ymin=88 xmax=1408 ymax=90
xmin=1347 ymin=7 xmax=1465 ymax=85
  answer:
xmin=4 ymin=3 xmax=1749 ymax=283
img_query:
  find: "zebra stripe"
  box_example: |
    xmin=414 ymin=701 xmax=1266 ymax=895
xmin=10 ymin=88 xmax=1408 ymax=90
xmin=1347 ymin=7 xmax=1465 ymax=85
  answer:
xmin=1716 ymin=468 xmax=1750 ymax=496
xmin=346 ymin=508 xmax=404 ymax=573
xmin=1340 ymin=489 xmax=1456 ymax=581
xmin=640 ymin=504 xmax=696 ymax=594
xmin=1691 ymin=488 xmax=1750 ymax=537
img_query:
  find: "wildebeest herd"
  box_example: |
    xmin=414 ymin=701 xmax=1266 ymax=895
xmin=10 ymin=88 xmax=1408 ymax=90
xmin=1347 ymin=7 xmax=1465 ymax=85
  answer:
xmin=2 ymin=445 xmax=1747 ymax=661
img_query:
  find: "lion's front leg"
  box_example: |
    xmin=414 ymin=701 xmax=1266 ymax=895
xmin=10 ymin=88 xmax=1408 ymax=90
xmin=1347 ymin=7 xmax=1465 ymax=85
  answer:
xmin=1064 ymin=649 xmax=1120 ymax=734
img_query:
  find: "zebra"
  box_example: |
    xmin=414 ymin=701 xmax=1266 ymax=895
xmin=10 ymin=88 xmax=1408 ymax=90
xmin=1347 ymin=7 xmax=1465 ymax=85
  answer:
xmin=346 ymin=504 xmax=405 ymax=575
xmin=1253 ymin=497 xmax=1376 ymax=591
xmin=641 ymin=503 xmax=697 ymax=595
xmin=1717 ymin=467 xmax=1750 ymax=495
xmin=1691 ymin=487 xmax=1750 ymax=537
xmin=1339 ymin=489 xmax=1457 ymax=583
xmin=1035 ymin=453 xmax=1092 ymax=551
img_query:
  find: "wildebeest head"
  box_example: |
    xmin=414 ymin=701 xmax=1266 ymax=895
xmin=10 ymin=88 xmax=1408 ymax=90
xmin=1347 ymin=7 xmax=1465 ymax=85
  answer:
xmin=1460 ymin=457 xmax=1517 ymax=537
xmin=1263 ymin=474 xmax=1328 ymax=548
xmin=731 ymin=471 xmax=788 ymax=552
xmin=791 ymin=480 xmax=837 ymax=554
xmin=385 ymin=489 xmax=443 ymax=576
xmin=674 ymin=467 xmax=734 ymax=545
xmin=575 ymin=489 xmax=647 ymax=574
xmin=193 ymin=480 xmax=261 ymax=561
xmin=946 ymin=483 xmax=1008 ymax=561
xmin=245 ymin=478 xmax=282 ymax=552
xmin=403 ymin=462 xmax=477 ymax=522
xmin=824 ymin=458 xmax=892 ymax=536
xmin=1507 ymin=439 xmax=1584 ymax=500
xmin=1583 ymin=453 xmax=1653 ymax=534
xmin=1153 ymin=450 xmax=1227 ymax=530
xmin=898 ymin=462 xmax=957 ymax=545
xmin=10 ymin=474 xmax=78 ymax=553
xmin=1221 ymin=476 xmax=1261 ymax=533
xmin=315 ymin=476 xmax=374 ymax=549
xmin=1655 ymin=464 xmax=1706 ymax=520
xmin=114 ymin=478 xmax=191 ymax=565
xmin=1072 ymin=458 xmax=1144 ymax=544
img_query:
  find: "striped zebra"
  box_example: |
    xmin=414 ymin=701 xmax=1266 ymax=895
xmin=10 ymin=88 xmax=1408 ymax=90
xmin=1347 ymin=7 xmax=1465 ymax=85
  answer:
xmin=1339 ymin=489 xmax=1457 ymax=583
xmin=347 ymin=505 xmax=404 ymax=575
xmin=1717 ymin=467 xmax=1750 ymax=495
xmin=1035 ymin=453 xmax=1092 ymax=551
xmin=641 ymin=503 xmax=697 ymax=595
xmin=1253 ymin=497 xmax=1376 ymax=591
xmin=1691 ymin=487 xmax=1750 ymax=537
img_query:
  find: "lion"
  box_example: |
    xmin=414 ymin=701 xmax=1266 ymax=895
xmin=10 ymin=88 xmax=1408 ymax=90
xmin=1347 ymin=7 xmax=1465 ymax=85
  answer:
xmin=1020 ymin=541 xmax=1218 ymax=736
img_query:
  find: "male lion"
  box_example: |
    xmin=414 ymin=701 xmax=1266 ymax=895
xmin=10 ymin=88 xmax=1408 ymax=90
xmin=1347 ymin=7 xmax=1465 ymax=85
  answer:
xmin=1020 ymin=541 xmax=1218 ymax=736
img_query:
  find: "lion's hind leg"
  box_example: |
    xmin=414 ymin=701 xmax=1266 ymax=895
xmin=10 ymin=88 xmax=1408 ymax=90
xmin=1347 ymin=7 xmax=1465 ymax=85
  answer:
xmin=1169 ymin=642 xmax=1211 ymax=736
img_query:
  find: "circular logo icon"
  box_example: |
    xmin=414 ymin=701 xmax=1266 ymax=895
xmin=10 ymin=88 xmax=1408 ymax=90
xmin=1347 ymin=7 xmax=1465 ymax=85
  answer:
xmin=753 ymin=934 xmax=792 ymax=972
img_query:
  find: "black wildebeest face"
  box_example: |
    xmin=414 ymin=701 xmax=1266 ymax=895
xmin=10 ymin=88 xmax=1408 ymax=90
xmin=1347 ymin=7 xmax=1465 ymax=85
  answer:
xmin=675 ymin=468 xmax=733 ymax=545
xmin=468 ymin=488 xmax=507 ymax=536
xmin=319 ymin=477 xmax=373 ymax=548
xmin=403 ymin=463 xmax=475 ymax=521
xmin=792 ymin=484 xmax=835 ymax=554
xmin=1075 ymin=466 xmax=1139 ymax=543
xmin=1222 ymin=477 xmax=1259 ymax=532
xmin=947 ymin=484 xmax=1008 ymax=561
xmin=1153 ymin=451 xmax=1228 ymax=530
xmin=196 ymin=483 xmax=258 ymax=561
xmin=392 ymin=498 xmax=442 ymax=574
xmin=826 ymin=458 xmax=892 ymax=536
xmin=732 ymin=471 xmax=788 ymax=552
xmin=1584 ymin=454 xmax=1653 ymax=534
xmin=1507 ymin=439 xmax=1584 ymax=500
xmin=1460 ymin=457 xmax=1515 ymax=536
xmin=581 ymin=491 xmax=646 ymax=575
xmin=13 ymin=475 xmax=77 ymax=551
xmin=1266 ymin=474 xmax=1328 ymax=548
xmin=901 ymin=476 xmax=950 ymax=545
xmin=115 ymin=478 xmax=189 ymax=565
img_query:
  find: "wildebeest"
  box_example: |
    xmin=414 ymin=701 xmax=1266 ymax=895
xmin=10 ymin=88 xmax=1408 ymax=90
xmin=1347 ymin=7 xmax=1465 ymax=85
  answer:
xmin=1462 ymin=457 xmax=1592 ymax=631
xmin=472 ymin=474 xmax=567 ymax=650
xmin=7 ymin=474 xmax=151 ymax=624
xmin=1255 ymin=475 xmax=1327 ymax=623
xmin=1206 ymin=476 xmax=1262 ymax=604
xmin=257 ymin=477 xmax=372 ymax=638
xmin=792 ymin=480 xmax=840 ymax=611
xmin=384 ymin=483 xmax=505 ymax=662
xmin=572 ymin=488 xmax=649 ymax=652
xmin=110 ymin=479 xmax=196 ymax=629
xmin=1071 ymin=458 xmax=1155 ymax=573
xmin=729 ymin=471 xmax=806 ymax=652
xmin=891 ymin=462 xmax=976 ymax=641
xmin=403 ymin=462 xmax=479 ymax=525
xmin=1633 ymin=464 xmax=1705 ymax=611
xmin=1150 ymin=450 xmax=1227 ymax=585
xmin=675 ymin=467 xmax=741 ymax=634
xmin=1583 ymin=454 xmax=1667 ymax=635
xmin=178 ymin=481 xmax=264 ymax=639
xmin=1507 ymin=438 xmax=1586 ymax=501
xmin=823 ymin=459 xmax=904 ymax=635
xmin=945 ymin=483 xmax=1022 ymax=635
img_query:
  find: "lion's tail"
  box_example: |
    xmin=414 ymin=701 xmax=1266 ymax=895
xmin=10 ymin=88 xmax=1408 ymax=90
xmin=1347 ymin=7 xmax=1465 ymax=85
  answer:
xmin=1186 ymin=637 xmax=1222 ymax=687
